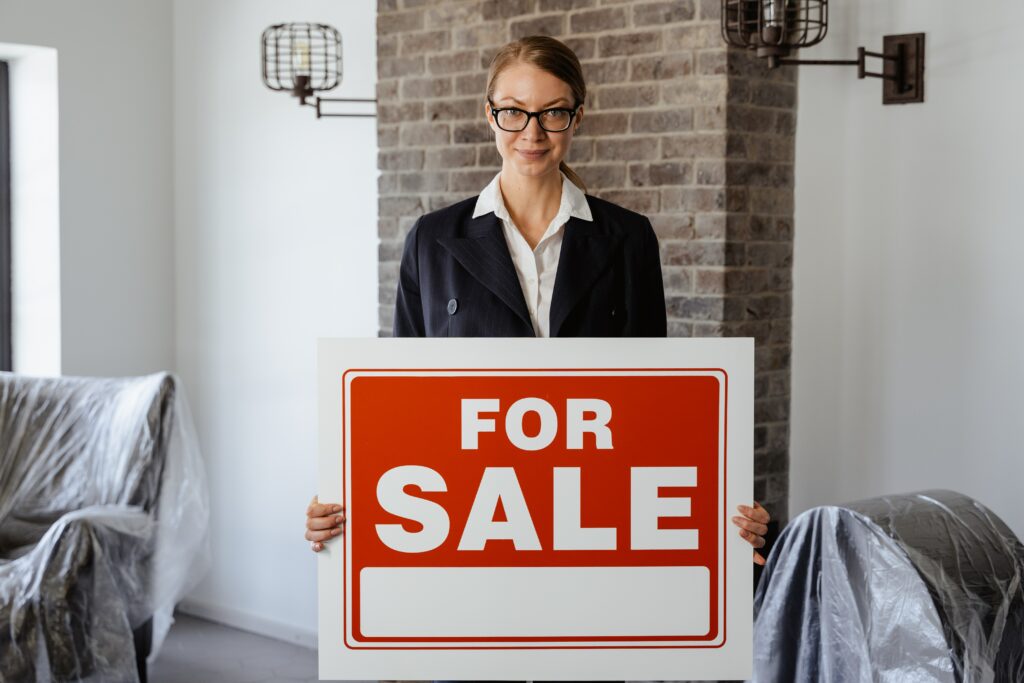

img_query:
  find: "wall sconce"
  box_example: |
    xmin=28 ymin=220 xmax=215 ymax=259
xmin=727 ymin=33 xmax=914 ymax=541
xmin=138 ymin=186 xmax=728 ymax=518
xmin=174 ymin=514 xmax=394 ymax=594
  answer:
xmin=721 ymin=0 xmax=925 ymax=104
xmin=261 ymin=22 xmax=377 ymax=119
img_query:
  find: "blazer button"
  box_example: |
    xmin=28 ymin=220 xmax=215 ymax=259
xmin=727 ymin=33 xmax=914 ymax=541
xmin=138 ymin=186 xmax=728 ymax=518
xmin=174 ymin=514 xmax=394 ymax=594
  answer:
xmin=611 ymin=307 xmax=617 ymax=317
xmin=447 ymin=298 xmax=458 ymax=315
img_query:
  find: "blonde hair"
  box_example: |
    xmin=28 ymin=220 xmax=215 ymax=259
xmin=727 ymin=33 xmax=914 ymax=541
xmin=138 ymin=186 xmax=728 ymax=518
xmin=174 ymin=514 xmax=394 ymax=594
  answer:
xmin=486 ymin=35 xmax=588 ymax=194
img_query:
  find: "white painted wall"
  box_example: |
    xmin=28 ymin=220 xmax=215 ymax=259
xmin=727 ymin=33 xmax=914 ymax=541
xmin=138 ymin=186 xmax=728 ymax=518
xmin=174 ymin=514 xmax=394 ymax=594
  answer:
xmin=0 ymin=0 xmax=175 ymax=377
xmin=173 ymin=0 xmax=378 ymax=644
xmin=791 ymin=1 xmax=1024 ymax=540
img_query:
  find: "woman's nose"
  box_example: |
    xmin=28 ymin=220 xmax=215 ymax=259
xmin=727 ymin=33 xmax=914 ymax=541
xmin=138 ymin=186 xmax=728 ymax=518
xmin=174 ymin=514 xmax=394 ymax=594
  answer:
xmin=521 ymin=116 xmax=548 ymax=138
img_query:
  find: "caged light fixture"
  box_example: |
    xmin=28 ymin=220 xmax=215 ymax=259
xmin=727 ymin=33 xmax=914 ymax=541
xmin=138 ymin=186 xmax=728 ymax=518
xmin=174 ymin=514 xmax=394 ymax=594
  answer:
xmin=721 ymin=0 xmax=926 ymax=104
xmin=261 ymin=22 xmax=377 ymax=119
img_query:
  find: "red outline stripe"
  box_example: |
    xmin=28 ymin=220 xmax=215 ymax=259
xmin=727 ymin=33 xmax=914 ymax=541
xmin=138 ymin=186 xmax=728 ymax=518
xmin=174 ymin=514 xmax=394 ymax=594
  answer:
xmin=340 ymin=367 xmax=730 ymax=651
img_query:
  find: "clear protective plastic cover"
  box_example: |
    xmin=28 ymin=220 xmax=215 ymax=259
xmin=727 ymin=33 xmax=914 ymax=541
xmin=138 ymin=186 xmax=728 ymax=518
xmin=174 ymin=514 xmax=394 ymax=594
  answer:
xmin=751 ymin=490 xmax=1024 ymax=683
xmin=0 ymin=371 xmax=211 ymax=682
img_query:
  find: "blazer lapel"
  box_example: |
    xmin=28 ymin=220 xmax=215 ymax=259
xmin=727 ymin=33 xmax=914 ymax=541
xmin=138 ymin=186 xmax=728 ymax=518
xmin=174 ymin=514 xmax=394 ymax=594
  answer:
xmin=549 ymin=216 xmax=623 ymax=337
xmin=436 ymin=213 xmax=533 ymax=330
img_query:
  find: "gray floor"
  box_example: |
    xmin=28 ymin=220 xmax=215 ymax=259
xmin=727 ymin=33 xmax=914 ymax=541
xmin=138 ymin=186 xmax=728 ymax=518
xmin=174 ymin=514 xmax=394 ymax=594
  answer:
xmin=146 ymin=618 xmax=708 ymax=682
xmin=149 ymin=613 xmax=374 ymax=683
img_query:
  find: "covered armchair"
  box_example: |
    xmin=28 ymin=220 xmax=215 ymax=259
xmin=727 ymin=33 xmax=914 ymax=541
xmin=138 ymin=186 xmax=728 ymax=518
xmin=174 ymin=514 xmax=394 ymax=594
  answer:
xmin=751 ymin=490 xmax=1024 ymax=682
xmin=0 ymin=371 xmax=210 ymax=682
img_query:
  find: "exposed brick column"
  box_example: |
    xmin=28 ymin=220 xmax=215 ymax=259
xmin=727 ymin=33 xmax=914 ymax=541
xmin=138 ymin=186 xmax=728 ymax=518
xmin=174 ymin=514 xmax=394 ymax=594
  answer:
xmin=722 ymin=48 xmax=796 ymax=519
xmin=375 ymin=0 xmax=795 ymax=521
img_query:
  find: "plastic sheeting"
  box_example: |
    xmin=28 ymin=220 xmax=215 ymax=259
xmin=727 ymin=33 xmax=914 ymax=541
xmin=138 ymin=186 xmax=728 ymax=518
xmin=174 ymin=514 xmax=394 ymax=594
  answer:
xmin=0 ymin=371 xmax=211 ymax=682
xmin=751 ymin=490 xmax=1024 ymax=683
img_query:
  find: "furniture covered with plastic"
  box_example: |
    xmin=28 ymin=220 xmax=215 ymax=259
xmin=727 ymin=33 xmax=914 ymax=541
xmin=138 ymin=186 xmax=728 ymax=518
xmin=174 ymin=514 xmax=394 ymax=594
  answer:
xmin=0 ymin=371 xmax=210 ymax=682
xmin=751 ymin=490 xmax=1024 ymax=683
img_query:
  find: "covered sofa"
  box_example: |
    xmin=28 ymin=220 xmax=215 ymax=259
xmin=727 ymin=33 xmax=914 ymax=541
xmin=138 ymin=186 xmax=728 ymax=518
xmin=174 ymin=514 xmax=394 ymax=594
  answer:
xmin=0 ymin=371 xmax=210 ymax=682
xmin=751 ymin=490 xmax=1024 ymax=683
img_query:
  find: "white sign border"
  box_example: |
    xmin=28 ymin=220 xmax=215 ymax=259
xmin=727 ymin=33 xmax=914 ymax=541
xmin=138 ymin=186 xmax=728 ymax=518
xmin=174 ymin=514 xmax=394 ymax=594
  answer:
xmin=318 ymin=337 xmax=753 ymax=681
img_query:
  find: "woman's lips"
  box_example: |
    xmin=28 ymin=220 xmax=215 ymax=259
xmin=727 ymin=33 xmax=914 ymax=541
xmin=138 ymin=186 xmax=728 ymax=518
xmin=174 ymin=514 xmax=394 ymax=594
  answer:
xmin=517 ymin=149 xmax=549 ymax=159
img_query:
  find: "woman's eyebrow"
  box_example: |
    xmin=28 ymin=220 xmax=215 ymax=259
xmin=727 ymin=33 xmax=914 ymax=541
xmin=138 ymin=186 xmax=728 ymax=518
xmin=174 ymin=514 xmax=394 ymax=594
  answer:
xmin=500 ymin=96 xmax=570 ymax=107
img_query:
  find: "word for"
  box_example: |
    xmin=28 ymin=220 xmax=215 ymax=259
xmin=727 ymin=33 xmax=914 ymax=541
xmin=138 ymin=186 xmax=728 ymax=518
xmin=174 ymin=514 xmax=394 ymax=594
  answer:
xmin=461 ymin=398 xmax=614 ymax=451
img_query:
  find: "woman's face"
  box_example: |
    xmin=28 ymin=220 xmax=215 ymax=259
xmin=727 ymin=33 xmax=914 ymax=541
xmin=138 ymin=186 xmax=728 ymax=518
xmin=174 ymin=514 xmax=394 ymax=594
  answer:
xmin=485 ymin=62 xmax=583 ymax=180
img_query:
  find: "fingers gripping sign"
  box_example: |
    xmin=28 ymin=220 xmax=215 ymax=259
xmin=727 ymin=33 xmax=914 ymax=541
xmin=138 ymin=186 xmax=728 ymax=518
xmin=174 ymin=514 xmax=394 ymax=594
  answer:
xmin=307 ymin=494 xmax=345 ymax=552
xmin=732 ymin=501 xmax=771 ymax=565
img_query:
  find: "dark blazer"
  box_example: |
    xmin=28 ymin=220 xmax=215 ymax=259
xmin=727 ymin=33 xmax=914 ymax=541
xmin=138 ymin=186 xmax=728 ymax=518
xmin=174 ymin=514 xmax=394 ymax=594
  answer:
xmin=392 ymin=192 xmax=667 ymax=337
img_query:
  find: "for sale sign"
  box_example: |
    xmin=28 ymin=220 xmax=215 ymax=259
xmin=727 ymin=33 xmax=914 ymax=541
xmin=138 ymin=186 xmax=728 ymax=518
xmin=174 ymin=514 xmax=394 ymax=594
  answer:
xmin=318 ymin=338 xmax=753 ymax=680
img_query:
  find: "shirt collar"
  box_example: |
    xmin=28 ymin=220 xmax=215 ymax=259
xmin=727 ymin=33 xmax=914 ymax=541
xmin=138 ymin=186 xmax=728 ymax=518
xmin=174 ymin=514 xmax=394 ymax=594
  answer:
xmin=472 ymin=170 xmax=593 ymax=223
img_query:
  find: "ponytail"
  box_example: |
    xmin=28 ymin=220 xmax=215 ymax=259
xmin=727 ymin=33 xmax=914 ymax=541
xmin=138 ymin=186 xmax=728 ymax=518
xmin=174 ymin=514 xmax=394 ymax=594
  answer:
xmin=559 ymin=160 xmax=588 ymax=194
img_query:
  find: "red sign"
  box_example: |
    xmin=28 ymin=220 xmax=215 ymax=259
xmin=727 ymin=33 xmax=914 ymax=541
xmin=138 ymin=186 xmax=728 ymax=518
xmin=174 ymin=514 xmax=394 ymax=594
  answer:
xmin=343 ymin=369 xmax=726 ymax=649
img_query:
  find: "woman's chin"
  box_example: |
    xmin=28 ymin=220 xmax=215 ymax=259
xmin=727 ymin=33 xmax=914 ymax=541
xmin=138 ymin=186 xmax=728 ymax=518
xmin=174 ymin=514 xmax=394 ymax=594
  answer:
xmin=507 ymin=157 xmax=559 ymax=177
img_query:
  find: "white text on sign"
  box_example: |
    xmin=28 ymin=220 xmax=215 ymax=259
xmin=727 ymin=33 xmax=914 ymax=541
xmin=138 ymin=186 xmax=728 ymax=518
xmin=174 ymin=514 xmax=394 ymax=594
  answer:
xmin=374 ymin=398 xmax=699 ymax=553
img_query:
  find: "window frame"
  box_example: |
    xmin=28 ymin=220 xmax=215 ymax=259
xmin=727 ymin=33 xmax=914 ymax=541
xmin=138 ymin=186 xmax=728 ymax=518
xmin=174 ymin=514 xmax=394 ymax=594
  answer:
xmin=0 ymin=60 xmax=12 ymax=371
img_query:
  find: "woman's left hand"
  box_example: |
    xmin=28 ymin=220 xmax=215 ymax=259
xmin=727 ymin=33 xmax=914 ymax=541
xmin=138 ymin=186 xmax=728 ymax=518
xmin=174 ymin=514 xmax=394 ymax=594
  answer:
xmin=732 ymin=501 xmax=770 ymax=565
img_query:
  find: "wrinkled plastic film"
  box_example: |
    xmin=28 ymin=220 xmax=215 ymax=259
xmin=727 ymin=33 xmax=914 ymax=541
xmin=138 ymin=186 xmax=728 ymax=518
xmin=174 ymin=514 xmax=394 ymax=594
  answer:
xmin=750 ymin=490 xmax=1024 ymax=683
xmin=147 ymin=376 xmax=211 ymax=662
xmin=0 ymin=371 xmax=211 ymax=682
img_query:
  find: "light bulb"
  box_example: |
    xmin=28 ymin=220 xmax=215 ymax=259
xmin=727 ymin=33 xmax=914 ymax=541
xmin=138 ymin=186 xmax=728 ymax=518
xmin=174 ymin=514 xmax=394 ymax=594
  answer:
xmin=763 ymin=0 xmax=785 ymax=27
xmin=293 ymin=40 xmax=311 ymax=76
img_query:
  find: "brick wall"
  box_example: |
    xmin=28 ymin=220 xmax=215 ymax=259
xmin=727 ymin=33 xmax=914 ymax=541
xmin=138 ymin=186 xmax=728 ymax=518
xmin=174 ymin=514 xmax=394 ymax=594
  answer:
xmin=375 ymin=0 xmax=795 ymax=521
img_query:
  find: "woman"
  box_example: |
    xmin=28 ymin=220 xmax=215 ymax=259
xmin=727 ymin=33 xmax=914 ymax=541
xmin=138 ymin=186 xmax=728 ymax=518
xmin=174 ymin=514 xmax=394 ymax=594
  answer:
xmin=306 ymin=36 xmax=771 ymax=563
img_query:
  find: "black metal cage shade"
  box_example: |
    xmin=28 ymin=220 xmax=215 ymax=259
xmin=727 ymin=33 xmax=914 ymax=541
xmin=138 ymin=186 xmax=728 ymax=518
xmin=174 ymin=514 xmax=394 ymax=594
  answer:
xmin=261 ymin=23 xmax=342 ymax=95
xmin=722 ymin=0 xmax=829 ymax=58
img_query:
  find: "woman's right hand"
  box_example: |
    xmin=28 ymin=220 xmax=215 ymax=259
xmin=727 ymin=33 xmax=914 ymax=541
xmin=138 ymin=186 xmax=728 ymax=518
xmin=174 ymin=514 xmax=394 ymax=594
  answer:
xmin=306 ymin=494 xmax=345 ymax=552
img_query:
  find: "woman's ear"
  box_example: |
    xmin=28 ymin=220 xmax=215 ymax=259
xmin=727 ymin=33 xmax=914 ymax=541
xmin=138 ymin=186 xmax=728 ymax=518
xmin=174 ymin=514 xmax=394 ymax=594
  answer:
xmin=484 ymin=100 xmax=497 ymax=136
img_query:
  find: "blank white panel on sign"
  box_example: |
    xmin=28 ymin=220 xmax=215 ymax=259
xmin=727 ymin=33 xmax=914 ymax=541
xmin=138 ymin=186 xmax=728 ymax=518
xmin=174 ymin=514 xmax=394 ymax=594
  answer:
xmin=359 ymin=566 xmax=710 ymax=638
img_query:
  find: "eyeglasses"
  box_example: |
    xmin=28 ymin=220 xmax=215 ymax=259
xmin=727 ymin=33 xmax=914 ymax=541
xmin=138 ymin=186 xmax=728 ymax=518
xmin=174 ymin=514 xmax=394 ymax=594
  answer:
xmin=487 ymin=98 xmax=580 ymax=133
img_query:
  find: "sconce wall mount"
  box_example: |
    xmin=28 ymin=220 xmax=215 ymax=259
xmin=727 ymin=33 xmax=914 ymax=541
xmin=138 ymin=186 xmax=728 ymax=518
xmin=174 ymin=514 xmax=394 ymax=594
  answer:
xmin=721 ymin=1 xmax=926 ymax=105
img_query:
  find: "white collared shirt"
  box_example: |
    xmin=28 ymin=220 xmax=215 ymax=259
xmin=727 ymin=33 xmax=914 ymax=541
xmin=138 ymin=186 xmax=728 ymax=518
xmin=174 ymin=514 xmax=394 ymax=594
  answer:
xmin=472 ymin=170 xmax=593 ymax=337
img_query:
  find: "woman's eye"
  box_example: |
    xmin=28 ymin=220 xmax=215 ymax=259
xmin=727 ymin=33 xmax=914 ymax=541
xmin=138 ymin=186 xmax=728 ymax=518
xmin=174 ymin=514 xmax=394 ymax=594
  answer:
xmin=541 ymin=109 xmax=571 ymax=126
xmin=498 ymin=109 xmax=527 ymax=124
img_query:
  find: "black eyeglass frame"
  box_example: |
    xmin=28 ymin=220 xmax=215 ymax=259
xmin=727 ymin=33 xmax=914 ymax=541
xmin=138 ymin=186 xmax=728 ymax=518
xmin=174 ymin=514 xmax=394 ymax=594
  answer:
xmin=487 ymin=98 xmax=581 ymax=132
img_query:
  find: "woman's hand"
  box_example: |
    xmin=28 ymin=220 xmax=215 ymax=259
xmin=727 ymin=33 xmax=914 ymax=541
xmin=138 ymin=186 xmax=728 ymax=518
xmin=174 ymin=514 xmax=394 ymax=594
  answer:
xmin=732 ymin=501 xmax=770 ymax=565
xmin=306 ymin=494 xmax=345 ymax=552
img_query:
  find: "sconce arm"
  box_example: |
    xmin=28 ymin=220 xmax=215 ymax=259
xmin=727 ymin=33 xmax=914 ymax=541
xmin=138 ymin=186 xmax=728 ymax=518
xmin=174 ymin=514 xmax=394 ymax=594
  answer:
xmin=774 ymin=37 xmax=919 ymax=97
xmin=310 ymin=96 xmax=378 ymax=119
xmin=776 ymin=48 xmax=898 ymax=81
xmin=754 ymin=33 xmax=924 ymax=105
xmin=774 ymin=57 xmax=859 ymax=67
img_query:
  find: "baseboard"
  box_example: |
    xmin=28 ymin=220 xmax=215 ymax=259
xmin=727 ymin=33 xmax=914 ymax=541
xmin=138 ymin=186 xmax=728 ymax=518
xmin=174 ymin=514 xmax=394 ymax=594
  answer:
xmin=177 ymin=599 xmax=317 ymax=650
